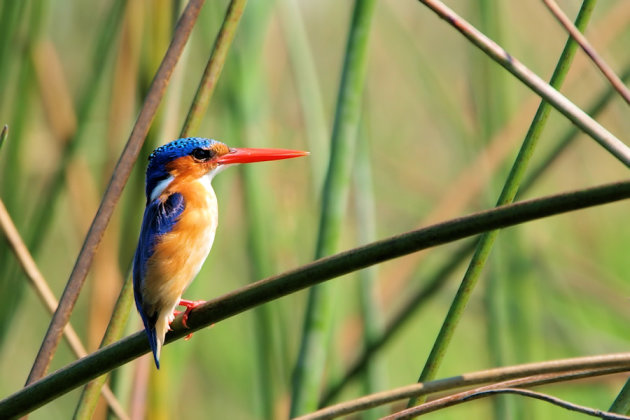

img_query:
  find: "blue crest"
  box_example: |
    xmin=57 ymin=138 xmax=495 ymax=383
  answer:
xmin=145 ymin=137 xmax=218 ymax=199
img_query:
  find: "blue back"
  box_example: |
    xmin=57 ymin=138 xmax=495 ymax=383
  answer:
xmin=133 ymin=192 xmax=185 ymax=368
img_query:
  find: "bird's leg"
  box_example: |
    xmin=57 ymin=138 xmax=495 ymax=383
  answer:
xmin=178 ymin=299 xmax=206 ymax=329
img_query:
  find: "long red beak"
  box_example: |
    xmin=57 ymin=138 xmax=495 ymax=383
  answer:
xmin=217 ymin=147 xmax=309 ymax=165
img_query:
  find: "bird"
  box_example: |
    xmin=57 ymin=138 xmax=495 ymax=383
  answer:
xmin=133 ymin=137 xmax=307 ymax=368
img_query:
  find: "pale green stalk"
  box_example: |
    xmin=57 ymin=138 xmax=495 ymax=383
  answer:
xmin=73 ymin=274 xmax=134 ymax=419
xmin=0 ymin=0 xmax=47 ymax=345
xmin=475 ymin=1 xmax=513 ymax=417
xmin=25 ymin=0 xmax=128 ymax=254
xmin=228 ymin=1 xmax=279 ymax=417
xmin=353 ymin=134 xmax=386 ymax=420
xmin=290 ymin=0 xmax=377 ymax=415
xmin=277 ymin=0 xmax=329 ymax=188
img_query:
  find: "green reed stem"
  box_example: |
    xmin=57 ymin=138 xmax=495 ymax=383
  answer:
xmin=73 ymin=273 xmax=134 ymax=420
xmin=0 ymin=1 xmax=45 ymax=346
xmin=610 ymin=379 xmax=630 ymax=414
xmin=229 ymin=1 xmax=278 ymax=417
xmin=353 ymin=133 xmax=387 ymax=419
xmin=25 ymin=0 xmax=128 ymax=257
xmin=179 ymin=0 xmax=247 ymax=138
xmin=277 ymin=0 xmax=329 ymax=187
xmin=408 ymin=0 xmax=597 ymax=406
xmin=290 ymin=0 xmax=377 ymax=415
xmin=0 ymin=1 xmax=27 ymax=113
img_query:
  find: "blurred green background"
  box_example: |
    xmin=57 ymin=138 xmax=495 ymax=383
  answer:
xmin=1 ymin=0 xmax=630 ymax=418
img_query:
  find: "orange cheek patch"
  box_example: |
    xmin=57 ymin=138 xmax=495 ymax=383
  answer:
xmin=166 ymin=156 xmax=213 ymax=180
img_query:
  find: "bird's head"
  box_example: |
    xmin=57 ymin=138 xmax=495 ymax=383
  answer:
xmin=145 ymin=137 xmax=307 ymax=201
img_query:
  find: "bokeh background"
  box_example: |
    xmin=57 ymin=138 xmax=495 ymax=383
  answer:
xmin=1 ymin=0 xmax=630 ymax=418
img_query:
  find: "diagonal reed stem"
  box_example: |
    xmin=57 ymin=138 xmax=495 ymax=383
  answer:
xmin=306 ymin=352 xmax=630 ymax=420
xmin=3 ymin=179 xmax=630 ymax=418
xmin=418 ymin=0 xmax=630 ymax=167
xmin=610 ymin=379 xmax=630 ymax=414
xmin=25 ymin=0 xmax=206 ymax=385
xmin=73 ymin=273 xmax=134 ymax=420
xmin=388 ymin=376 xmax=630 ymax=420
xmin=179 ymin=0 xmax=247 ymax=138
xmin=542 ymin=0 xmax=630 ymax=105
xmin=408 ymin=0 xmax=597 ymax=406
xmin=0 ymin=199 xmax=129 ymax=420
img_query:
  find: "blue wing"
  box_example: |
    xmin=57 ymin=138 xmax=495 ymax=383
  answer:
xmin=133 ymin=192 xmax=185 ymax=368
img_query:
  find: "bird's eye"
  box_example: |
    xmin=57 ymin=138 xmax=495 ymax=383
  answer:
xmin=191 ymin=148 xmax=213 ymax=161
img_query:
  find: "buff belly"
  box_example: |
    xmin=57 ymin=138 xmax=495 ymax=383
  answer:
xmin=142 ymin=179 xmax=218 ymax=349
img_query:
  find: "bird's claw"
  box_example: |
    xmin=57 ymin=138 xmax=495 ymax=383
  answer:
xmin=178 ymin=299 xmax=205 ymax=329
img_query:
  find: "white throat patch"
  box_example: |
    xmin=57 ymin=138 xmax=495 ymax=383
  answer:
xmin=149 ymin=176 xmax=174 ymax=202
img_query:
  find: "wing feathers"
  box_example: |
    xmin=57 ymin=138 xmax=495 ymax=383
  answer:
xmin=133 ymin=192 xmax=185 ymax=368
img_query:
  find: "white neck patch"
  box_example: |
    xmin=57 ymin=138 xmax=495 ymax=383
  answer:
xmin=149 ymin=176 xmax=174 ymax=202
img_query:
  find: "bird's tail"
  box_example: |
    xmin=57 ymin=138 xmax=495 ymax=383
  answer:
xmin=138 ymin=303 xmax=174 ymax=369
xmin=153 ymin=313 xmax=171 ymax=366
xmin=141 ymin=318 xmax=162 ymax=369
xmin=144 ymin=314 xmax=171 ymax=369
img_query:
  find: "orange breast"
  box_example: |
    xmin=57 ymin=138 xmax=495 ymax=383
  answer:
xmin=142 ymin=178 xmax=218 ymax=313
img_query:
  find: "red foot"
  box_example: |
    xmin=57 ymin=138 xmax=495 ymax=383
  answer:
xmin=178 ymin=299 xmax=206 ymax=329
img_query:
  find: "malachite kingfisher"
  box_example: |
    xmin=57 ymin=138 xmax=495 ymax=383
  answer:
xmin=133 ymin=137 xmax=308 ymax=368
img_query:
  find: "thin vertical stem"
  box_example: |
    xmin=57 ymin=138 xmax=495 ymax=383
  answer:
xmin=0 ymin=0 xmax=45 ymax=346
xmin=353 ymin=134 xmax=387 ymax=419
xmin=0 ymin=1 xmax=27 ymax=112
xmin=277 ymin=0 xmax=329 ymax=187
xmin=228 ymin=1 xmax=277 ymax=417
xmin=290 ymin=0 xmax=377 ymax=415
xmin=25 ymin=0 xmax=128 ymax=255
